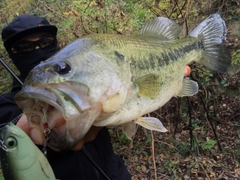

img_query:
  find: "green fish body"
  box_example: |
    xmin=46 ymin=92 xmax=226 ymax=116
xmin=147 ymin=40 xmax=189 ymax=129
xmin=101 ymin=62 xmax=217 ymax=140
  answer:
xmin=15 ymin=14 xmax=231 ymax=150
xmin=0 ymin=124 xmax=55 ymax=180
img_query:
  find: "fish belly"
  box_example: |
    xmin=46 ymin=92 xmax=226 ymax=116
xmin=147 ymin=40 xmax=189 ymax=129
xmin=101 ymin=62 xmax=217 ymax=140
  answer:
xmin=94 ymin=68 xmax=184 ymax=126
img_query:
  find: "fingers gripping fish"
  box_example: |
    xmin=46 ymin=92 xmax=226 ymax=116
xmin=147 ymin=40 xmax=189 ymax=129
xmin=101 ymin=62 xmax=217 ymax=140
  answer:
xmin=15 ymin=14 xmax=231 ymax=150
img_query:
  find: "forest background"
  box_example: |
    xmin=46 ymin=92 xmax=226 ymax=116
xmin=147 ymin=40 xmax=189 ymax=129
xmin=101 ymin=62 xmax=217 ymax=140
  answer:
xmin=0 ymin=0 xmax=240 ymax=179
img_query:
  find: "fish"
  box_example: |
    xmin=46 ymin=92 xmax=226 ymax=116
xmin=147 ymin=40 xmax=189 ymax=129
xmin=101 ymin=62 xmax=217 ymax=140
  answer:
xmin=14 ymin=13 xmax=231 ymax=150
xmin=0 ymin=123 xmax=55 ymax=180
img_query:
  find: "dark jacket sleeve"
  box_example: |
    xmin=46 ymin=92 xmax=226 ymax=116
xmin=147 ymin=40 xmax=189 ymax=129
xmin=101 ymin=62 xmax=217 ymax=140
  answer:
xmin=45 ymin=127 xmax=131 ymax=180
xmin=0 ymin=92 xmax=22 ymax=125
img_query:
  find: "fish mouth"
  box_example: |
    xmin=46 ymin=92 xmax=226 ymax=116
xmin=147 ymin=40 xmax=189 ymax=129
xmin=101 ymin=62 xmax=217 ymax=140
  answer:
xmin=14 ymin=82 xmax=99 ymax=150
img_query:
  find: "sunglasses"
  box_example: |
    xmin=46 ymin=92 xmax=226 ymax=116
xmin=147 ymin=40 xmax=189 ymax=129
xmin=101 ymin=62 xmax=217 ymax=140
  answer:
xmin=10 ymin=36 xmax=56 ymax=54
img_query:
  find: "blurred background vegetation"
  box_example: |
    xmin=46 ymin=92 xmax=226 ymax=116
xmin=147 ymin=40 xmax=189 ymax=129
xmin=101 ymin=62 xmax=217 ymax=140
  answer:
xmin=0 ymin=0 xmax=239 ymax=179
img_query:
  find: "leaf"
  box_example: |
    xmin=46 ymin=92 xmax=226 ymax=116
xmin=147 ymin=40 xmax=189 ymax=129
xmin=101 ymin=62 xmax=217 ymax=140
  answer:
xmin=235 ymin=168 xmax=240 ymax=175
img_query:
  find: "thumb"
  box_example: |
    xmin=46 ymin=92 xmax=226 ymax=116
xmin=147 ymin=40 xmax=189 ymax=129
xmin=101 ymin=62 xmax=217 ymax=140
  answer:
xmin=184 ymin=66 xmax=191 ymax=77
xmin=16 ymin=114 xmax=45 ymax=145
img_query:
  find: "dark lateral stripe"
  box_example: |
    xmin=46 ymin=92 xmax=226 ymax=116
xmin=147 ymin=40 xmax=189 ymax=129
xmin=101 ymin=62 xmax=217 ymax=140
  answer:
xmin=130 ymin=40 xmax=203 ymax=70
xmin=156 ymin=40 xmax=202 ymax=66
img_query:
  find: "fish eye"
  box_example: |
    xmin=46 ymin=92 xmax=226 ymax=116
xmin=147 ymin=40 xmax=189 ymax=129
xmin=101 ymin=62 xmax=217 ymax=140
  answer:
xmin=53 ymin=62 xmax=71 ymax=75
xmin=6 ymin=136 xmax=17 ymax=148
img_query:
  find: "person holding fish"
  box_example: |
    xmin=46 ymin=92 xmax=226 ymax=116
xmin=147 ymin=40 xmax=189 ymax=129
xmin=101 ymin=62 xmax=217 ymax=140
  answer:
xmin=0 ymin=14 xmax=134 ymax=180
xmin=0 ymin=14 xmax=197 ymax=179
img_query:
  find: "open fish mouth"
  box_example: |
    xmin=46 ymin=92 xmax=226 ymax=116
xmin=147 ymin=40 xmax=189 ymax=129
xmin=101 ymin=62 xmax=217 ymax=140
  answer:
xmin=14 ymin=82 xmax=97 ymax=150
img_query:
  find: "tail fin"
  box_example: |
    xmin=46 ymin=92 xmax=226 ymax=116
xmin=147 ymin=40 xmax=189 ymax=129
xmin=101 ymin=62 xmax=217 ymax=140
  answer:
xmin=189 ymin=13 xmax=231 ymax=73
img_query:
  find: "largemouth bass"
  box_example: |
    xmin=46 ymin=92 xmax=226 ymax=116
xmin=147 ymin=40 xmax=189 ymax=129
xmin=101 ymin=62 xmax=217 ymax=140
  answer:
xmin=0 ymin=123 xmax=55 ymax=180
xmin=15 ymin=14 xmax=231 ymax=150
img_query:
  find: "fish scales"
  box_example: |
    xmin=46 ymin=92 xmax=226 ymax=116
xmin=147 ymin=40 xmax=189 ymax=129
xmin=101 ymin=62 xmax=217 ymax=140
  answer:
xmin=15 ymin=14 xmax=231 ymax=149
xmin=91 ymin=34 xmax=202 ymax=73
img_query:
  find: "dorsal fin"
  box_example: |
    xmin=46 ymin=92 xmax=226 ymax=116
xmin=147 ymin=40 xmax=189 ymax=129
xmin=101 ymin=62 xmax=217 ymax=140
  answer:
xmin=139 ymin=17 xmax=182 ymax=41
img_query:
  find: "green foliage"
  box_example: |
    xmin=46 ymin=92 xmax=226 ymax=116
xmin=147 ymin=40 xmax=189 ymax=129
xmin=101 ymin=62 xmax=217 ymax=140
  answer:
xmin=119 ymin=132 xmax=131 ymax=145
xmin=145 ymin=134 xmax=152 ymax=144
xmin=180 ymin=98 xmax=188 ymax=119
xmin=0 ymin=58 xmax=19 ymax=93
xmin=164 ymin=160 xmax=174 ymax=171
xmin=176 ymin=134 xmax=202 ymax=158
xmin=200 ymin=130 xmax=206 ymax=135
xmin=237 ymin=130 xmax=240 ymax=139
xmin=142 ymin=150 xmax=148 ymax=156
xmin=164 ymin=160 xmax=181 ymax=179
xmin=232 ymin=49 xmax=240 ymax=65
xmin=200 ymin=139 xmax=216 ymax=150
xmin=136 ymin=165 xmax=141 ymax=171
xmin=190 ymin=135 xmax=201 ymax=156
xmin=176 ymin=141 xmax=190 ymax=158
xmin=191 ymin=120 xmax=202 ymax=129
xmin=234 ymin=149 xmax=240 ymax=160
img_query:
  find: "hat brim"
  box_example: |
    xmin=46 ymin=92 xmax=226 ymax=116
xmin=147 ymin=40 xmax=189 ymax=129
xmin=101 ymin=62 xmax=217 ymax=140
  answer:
xmin=4 ymin=25 xmax=58 ymax=49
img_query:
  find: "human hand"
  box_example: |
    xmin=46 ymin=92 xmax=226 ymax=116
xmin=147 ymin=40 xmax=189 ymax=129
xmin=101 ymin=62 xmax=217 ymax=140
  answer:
xmin=184 ymin=65 xmax=191 ymax=77
xmin=16 ymin=114 xmax=102 ymax=151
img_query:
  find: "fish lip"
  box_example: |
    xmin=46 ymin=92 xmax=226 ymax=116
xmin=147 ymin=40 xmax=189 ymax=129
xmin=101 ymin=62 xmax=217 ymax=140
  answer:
xmin=15 ymin=87 xmax=62 ymax=112
xmin=48 ymin=129 xmax=75 ymax=150
xmin=14 ymin=86 xmax=75 ymax=149
xmin=15 ymin=83 xmax=91 ymax=121
xmin=14 ymin=84 xmax=93 ymax=150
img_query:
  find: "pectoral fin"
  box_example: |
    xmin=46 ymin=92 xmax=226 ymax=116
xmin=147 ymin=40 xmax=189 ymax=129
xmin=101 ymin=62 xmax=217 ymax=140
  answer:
xmin=135 ymin=117 xmax=168 ymax=132
xmin=135 ymin=74 xmax=162 ymax=99
xmin=122 ymin=122 xmax=137 ymax=140
xmin=176 ymin=77 xmax=199 ymax=97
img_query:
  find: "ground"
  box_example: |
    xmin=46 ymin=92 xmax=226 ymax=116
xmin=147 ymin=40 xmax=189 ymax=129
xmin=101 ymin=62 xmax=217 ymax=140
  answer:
xmin=110 ymin=71 xmax=240 ymax=180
